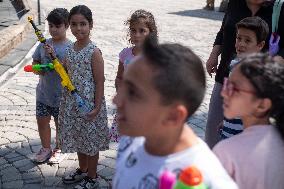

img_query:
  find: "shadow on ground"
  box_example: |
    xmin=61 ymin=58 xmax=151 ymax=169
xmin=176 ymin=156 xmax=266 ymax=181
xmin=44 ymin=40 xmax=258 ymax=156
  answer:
xmin=168 ymin=8 xmax=224 ymax=21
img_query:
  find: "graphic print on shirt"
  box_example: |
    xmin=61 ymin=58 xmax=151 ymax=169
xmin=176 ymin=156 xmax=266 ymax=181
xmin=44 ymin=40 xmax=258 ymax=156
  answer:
xmin=117 ymin=137 xmax=134 ymax=159
xmin=125 ymin=151 xmax=137 ymax=168
xmin=138 ymin=173 xmax=158 ymax=189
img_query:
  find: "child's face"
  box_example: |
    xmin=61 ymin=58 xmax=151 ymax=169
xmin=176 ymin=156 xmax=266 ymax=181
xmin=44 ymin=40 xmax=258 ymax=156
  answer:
xmin=130 ymin=19 xmax=150 ymax=47
xmin=221 ymin=65 xmax=261 ymax=119
xmin=113 ymin=56 xmax=170 ymax=137
xmin=235 ymin=28 xmax=264 ymax=56
xmin=48 ymin=22 xmax=67 ymax=41
xmin=69 ymin=14 xmax=92 ymax=41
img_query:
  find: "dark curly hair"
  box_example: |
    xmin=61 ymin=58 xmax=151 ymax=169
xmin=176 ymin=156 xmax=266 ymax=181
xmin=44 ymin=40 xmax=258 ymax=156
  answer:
xmin=47 ymin=8 xmax=69 ymax=26
xmin=238 ymin=53 xmax=284 ymax=139
xmin=125 ymin=9 xmax=158 ymax=44
xmin=143 ymin=36 xmax=205 ymax=119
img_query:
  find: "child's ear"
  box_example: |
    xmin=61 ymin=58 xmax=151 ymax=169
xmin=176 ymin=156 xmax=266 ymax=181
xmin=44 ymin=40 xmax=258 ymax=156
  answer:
xmin=257 ymin=98 xmax=272 ymax=116
xmin=258 ymin=41 xmax=265 ymax=50
xmin=164 ymin=104 xmax=188 ymax=127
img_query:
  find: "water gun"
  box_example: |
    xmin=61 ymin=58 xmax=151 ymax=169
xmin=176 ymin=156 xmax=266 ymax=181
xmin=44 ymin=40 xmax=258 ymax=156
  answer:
xmin=28 ymin=16 xmax=91 ymax=115
xmin=159 ymin=166 xmax=207 ymax=189
xmin=24 ymin=63 xmax=54 ymax=72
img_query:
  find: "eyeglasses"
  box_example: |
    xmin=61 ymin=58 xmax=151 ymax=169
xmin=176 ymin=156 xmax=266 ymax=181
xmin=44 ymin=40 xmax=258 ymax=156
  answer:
xmin=222 ymin=77 xmax=255 ymax=97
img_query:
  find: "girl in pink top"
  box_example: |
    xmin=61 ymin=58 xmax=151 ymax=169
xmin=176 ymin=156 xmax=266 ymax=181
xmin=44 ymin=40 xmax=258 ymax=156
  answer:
xmin=110 ymin=9 xmax=158 ymax=142
xmin=213 ymin=53 xmax=284 ymax=189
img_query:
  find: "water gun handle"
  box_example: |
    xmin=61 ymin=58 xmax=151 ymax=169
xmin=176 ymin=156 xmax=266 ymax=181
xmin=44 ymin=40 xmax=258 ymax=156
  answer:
xmin=72 ymin=92 xmax=92 ymax=115
xmin=52 ymin=58 xmax=75 ymax=92
xmin=28 ymin=16 xmax=46 ymax=43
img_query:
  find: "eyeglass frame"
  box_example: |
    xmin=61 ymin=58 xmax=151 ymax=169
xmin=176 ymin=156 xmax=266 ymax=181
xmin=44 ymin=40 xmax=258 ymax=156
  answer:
xmin=222 ymin=77 xmax=256 ymax=97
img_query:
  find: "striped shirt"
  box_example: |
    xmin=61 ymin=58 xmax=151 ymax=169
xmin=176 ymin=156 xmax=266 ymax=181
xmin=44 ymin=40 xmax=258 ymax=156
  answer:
xmin=220 ymin=118 xmax=243 ymax=139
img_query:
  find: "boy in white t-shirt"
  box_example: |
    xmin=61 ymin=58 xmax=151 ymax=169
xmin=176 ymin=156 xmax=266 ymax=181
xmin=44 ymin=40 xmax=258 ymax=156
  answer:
xmin=112 ymin=36 xmax=238 ymax=189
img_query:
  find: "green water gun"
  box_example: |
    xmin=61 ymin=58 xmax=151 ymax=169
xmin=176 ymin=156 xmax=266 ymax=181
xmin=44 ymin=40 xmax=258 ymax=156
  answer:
xmin=24 ymin=63 xmax=54 ymax=72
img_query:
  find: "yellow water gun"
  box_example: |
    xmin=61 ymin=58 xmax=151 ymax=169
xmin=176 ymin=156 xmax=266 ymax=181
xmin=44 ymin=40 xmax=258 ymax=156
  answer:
xmin=28 ymin=16 xmax=75 ymax=92
xmin=28 ymin=17 xmax=91 ymax=114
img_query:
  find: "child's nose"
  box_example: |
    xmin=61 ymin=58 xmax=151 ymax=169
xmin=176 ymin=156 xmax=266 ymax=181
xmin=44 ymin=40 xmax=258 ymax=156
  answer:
xmin=221 ymin=86 xmax=229 ymax=99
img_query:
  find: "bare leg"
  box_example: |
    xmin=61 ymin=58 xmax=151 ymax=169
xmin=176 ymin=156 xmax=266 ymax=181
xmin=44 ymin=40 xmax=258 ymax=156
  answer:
xmin=54 ymin=118 xmax=60 ymax=149
xmin=37 ymin=116 xmax=51 ymax=148
xmin=78 ymin=152 xmax=88 ymax=172
xmin=87 ymin=152 xmax=99 ymax=178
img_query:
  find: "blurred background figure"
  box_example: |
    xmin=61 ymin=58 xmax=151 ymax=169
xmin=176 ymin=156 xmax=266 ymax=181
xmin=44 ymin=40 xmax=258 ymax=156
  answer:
xmin=203 ymin=0 xmax=228 ymax=12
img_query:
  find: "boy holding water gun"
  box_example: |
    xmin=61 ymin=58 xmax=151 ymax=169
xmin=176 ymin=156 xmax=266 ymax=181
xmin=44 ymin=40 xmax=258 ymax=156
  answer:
xmin=32 ymin=8 xmax=71 ymax=163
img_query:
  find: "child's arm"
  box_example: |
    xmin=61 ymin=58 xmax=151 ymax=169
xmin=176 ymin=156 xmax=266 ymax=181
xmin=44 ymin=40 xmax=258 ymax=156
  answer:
xmin=87 ymin=48 xmax=105 ymax=120
xmin=115 ymin=60 xmax=124 ymax=90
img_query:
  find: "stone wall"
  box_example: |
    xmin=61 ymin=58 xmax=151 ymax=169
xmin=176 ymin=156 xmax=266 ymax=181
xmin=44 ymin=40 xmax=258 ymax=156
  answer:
xmin=0 ymin=0 xmax=36 ymax=59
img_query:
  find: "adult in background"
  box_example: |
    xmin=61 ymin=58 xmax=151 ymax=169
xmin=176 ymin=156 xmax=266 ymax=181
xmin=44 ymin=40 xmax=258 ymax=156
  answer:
xmin=203 ymin=0 xmax=229 ymax=12
xmin=205 ymin=0 xmax=284 ymax=148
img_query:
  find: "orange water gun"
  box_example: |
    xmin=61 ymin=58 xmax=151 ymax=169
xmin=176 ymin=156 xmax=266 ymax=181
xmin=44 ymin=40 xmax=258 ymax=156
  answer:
xmin=159 ymin=166 xmax=207 ymax=189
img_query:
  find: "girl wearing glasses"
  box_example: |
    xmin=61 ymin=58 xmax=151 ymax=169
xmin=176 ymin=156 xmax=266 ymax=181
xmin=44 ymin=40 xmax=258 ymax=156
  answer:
xmin=213 ymin=53 xmax=284 ymax=189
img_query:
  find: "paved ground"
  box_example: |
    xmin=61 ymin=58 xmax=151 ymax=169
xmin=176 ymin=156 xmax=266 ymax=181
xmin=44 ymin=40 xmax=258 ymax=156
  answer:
xmin=0 ymin=0 xmax=18 ymax=31
xmin=0 ymin=0 xmax=224 ymax=188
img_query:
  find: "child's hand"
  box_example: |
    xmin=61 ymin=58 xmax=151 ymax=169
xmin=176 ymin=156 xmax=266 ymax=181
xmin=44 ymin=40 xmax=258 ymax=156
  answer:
xmin=206 ymin=53 xmax=218 ymax=78
xmin=33 ymin=70 xmax=45 ymax=75
xmin=85 ymin=108 xmax=99 ymax=121
xmin=43 ymin=44 xmax=56 ymax=58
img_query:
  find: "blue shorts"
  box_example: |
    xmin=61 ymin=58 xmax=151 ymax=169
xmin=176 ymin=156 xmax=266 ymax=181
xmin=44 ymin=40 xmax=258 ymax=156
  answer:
xmin=36 ymin=101 xmax=59 ymax=118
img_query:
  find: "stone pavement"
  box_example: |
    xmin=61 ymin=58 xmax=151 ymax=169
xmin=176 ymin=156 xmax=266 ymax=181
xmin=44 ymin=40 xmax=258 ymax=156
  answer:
xmin=0 ymin=0 xmax=224 ymax=188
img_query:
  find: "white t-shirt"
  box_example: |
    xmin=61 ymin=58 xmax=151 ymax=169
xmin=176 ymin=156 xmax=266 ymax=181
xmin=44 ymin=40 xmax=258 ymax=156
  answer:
xmin=113 ymin=136 xmax=238 ymax=189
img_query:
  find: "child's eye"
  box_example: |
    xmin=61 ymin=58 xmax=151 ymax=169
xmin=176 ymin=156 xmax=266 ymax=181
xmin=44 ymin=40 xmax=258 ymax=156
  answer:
xmin=140 ymin=29 xmax=146 ymax=33
xmin=81 ymin=22 xmax=87 ymax=26
xmin=245 ymin=39 xmax=251 ymax=43
xmin=127 ymin=88 xmax=138 ymax=99
xmin=130 ymin=28 xmax=136 ymax=33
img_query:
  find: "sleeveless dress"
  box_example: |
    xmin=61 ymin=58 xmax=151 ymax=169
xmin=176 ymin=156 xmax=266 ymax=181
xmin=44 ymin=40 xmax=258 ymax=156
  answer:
xmin=110 ymin=47 xmax=135 ymax=142
xmin=58 ymin=42 xmax=109 ymax=156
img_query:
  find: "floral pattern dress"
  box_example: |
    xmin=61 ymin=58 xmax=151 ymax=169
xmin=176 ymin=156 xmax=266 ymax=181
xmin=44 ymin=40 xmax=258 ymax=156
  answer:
xmin=58 ymin=42 xmax=109 ymax=156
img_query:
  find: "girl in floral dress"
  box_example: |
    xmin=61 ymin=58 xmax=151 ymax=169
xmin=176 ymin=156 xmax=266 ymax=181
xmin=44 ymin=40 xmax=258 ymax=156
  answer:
xmin=58 ymin=5 xmax=109 ymax=189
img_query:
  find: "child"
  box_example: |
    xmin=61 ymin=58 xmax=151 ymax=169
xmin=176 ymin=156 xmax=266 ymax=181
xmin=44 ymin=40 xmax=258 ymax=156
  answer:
xmin=213 ymin=53 xmax=284 ymax=188
xmin=58 ymin=5 xmax=109 ymax=189
xmin=220 ymin=16 xmax=269 ymax=140
xmin=32 ymin=8 xmax=70 ymax=163
xmin=112 ymin=37 xmax=238 ymax=189
xmin=110 ymin=9 xmax=158 ymax=142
